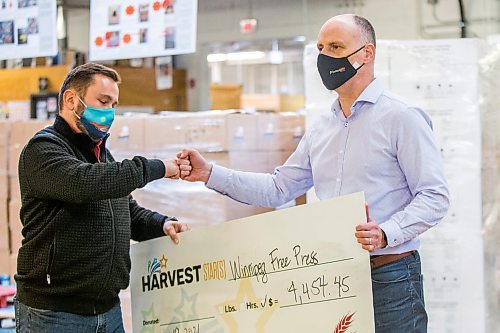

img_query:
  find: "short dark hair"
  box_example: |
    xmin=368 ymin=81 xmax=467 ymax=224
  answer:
xmin=58 ymin=63 xmax=121 ymax=111
xmin=353 ymin=15 xmax=376 ymax=47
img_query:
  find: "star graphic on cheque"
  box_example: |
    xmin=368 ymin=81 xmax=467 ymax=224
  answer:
xmin=160 ymin=255 xmax=168 ymax=269
xmin=172 ymin=289 xmax=199 ymax=322
xmin=169 ymin=290 xmax=225 ymax=333
xmin=141 ymin=303 xmax=158 ymax=333
xmin=217 ymin=279 xmax=277 ymax=333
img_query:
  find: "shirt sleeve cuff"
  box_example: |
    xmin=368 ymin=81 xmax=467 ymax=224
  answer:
xmin=206 ymin=163 xmax=231 ymax=193
xmin=379 ymin=220 xmax=405 ymax=248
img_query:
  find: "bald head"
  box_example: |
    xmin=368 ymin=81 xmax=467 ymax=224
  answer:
xmin=320 ymin=14 xmax=376 ymax=47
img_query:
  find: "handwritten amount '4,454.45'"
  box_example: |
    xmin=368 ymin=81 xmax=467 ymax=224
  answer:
xmin=286 ymin=274 xmax=351 ymax=306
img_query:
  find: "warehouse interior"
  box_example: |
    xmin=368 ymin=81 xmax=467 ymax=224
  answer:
xmin=0 ymin=0 xmax=500 ymax=332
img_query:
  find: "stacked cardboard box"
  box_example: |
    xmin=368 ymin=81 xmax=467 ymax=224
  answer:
xmin=7 ymin=119 xmax=53 ymax=281
xmin=108 ymin=111 xmax=305 ymax=228
xmin=210 ymin=83 xmax=242 ymax=110
xmin=0 ymin=121 xmax=9 ymax=276
xmin=107 ymin=116 xmax=145 ymax=153
xmin=241 ymin=94 xmax=305 ymax=112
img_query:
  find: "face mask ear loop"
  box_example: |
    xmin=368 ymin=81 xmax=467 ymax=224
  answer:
xmin=347 ymin=45 xmax=367 ymax=71
xmin=346 ymin=44 xmax=366 ymax=58
xmin=74 ymin=96 xmax=86 ymax=120
xmin=354 ymin=62 xmax=365 ymax=71
xmin=76 ymin=96 xmax=88 ymax=108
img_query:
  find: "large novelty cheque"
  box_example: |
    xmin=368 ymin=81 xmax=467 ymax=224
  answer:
xmin=130 ymin=192 xmax=375 ymax=333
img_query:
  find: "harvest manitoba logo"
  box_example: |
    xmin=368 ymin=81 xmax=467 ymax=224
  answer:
xmin=147 ymin=257 xmax=162 ymax=277
xmin=333 ymin=312 xmax=355 ymax=333
xmin=141 ymin=254 xmax=202 ymax=292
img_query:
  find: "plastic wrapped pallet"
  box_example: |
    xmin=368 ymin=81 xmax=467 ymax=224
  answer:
xmin=385 ymin=39 xmax=492 ymax=333
xmin=482 ymin=35 xmax=500 ymax=331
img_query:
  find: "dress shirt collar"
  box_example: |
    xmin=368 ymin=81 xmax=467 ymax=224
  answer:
xmin=330 ymin=78 xmax=384 ymax=116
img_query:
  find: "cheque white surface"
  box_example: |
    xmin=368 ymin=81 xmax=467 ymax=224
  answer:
xmin=130 ymin=192 xmax=375 ymax=333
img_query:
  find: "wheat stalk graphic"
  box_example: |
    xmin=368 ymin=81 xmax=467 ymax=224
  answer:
xmin=333 ymin=312 xmax=355 ymax=333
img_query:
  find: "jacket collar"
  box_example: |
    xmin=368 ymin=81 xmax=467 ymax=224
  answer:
xmin=53 ymin=115 xmax=109 ymax=160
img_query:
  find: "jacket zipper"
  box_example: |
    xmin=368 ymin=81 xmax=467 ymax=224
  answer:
xmin=93 ymin=199 xmax=116 ymax=314
xmin=46 ymin=238 xmax=56 ymax=285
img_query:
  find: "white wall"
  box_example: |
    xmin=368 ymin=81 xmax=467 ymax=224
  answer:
xmin=67 ymin=0 xmax=500 ymax=110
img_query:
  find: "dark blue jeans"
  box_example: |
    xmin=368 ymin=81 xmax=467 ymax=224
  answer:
xmin=371 ymin=251 xmax=427 ymax=333
xmin=15 ymin=299 xmax=125 ymax=333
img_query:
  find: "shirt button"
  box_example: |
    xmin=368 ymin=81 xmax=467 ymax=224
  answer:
xmin=339 ymin=150 xmax=344 ymax=154
xmin=344 ymin=122 xmax=349 ymax=127
xmin=336 ymin=178 xmax=341 ymax=182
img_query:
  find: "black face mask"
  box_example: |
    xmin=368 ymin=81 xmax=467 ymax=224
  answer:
xmin=317 ymin=45 xmax=365 ymax=90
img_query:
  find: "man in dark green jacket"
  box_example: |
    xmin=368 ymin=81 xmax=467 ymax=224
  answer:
xmin=15 ymin=63 xmax=191 ymax=333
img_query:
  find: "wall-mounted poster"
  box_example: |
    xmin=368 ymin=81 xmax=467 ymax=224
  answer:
xmin=89 ymin=0 xmax=197 ymax=61
xmin=155 ymin=55 xmax=172 ymax=90
xmin=0 ymin=0 xmax=57 ymax=60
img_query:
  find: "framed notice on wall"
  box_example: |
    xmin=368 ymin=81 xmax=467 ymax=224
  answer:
xmin=89 ymin=0 xmax=197 ymax=61
xmin=0 ymin=0 xmax=57 ymax=60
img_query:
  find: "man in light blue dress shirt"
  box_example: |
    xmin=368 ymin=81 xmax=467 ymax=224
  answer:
xmin=179 ymin=14 xmax=449 ymax=333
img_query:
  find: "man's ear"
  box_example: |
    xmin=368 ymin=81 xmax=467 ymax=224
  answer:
xmin=364 ymin=43 xmax=375 ymax=63
xmin=63 ymin=89 xmax=77 ymax=111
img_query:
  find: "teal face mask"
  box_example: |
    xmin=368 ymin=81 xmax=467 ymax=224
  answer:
xmin=75 ymin=96 xmax=115 ymax=141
